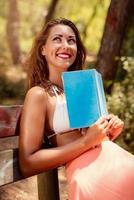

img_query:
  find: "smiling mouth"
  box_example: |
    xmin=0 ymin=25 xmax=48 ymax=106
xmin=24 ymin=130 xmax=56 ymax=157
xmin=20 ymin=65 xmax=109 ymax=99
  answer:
xmin=56 ymin=53 xmax=72 ymax=59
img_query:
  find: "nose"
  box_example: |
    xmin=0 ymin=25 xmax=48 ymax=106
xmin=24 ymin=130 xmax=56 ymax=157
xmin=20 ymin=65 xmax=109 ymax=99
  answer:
xmin=62 ymin=40 xmax=69 ymax=49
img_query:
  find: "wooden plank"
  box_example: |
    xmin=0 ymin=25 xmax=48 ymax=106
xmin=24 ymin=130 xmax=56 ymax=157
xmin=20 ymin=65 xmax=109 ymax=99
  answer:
xmin=0 ymin=136 xmax=18 ymax=151
xmin=0 ymin=149 xmax=22 ymax=186
xmin=0 ymin=105 xmax=22 ymax=137
xmin=0 ymin=149 xmax=60 ymax=199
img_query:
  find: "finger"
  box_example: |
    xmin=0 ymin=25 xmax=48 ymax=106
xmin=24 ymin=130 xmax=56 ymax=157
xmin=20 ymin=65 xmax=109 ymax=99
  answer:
xmin=106 ymin=114 xmax=114 ymax=121
xmin=101 ymin=127 xmax=109 ymax=136
xmin=105 ymin=127 xmax=110 ymax=136
xmin=112 ymin=119 xmax=121 ymax=127
xmin=112 ymin=120 xmax=124 ymax=128
xmin=95 ymin=116 xmax=108 ymax=125
xmin=110 ymin=118 xmax=123 ymax=128
xmin=100 ymin=120 xmax=109 ymax=129
xmin=108 ymin=115 xmax=118 ymax=128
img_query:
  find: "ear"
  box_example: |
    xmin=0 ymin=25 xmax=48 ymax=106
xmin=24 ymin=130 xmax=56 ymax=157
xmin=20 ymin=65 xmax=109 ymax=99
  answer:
xmin=41 ymin=45 xmax=46 ymax=56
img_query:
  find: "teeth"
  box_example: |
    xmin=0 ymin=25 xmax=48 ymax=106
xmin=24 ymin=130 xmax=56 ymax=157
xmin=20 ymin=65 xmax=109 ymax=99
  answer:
xmin=57 ymin=54 xmax=70 ymax=58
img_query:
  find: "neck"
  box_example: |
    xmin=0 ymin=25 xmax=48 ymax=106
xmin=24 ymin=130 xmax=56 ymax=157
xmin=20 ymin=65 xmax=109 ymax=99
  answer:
xmin=49 ymin=73 xmax=63 ymax=89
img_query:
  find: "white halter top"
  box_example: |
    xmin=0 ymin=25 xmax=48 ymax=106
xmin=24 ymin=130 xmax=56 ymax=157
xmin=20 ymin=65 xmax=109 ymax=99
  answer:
xmin=48 ymin=86 xmax=74 ymax=139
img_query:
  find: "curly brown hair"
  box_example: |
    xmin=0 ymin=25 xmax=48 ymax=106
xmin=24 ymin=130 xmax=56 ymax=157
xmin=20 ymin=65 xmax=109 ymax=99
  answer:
xmin=27 ymin=18 xmax=86 ymax=88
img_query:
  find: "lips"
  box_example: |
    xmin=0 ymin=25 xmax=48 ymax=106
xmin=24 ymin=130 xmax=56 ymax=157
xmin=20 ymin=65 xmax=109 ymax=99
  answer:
xmin=56 ymin=53 xmax=72 ymax=59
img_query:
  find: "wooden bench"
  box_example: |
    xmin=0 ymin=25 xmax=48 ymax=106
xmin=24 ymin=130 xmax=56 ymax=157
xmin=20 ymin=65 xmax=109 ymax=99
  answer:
xmin=0 ymin=105 xmax=60 ymax=200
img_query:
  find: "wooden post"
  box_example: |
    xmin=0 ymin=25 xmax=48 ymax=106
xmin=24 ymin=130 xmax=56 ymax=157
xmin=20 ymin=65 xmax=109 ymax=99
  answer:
xmin=37 ymin=169 xmax=60 ymax=200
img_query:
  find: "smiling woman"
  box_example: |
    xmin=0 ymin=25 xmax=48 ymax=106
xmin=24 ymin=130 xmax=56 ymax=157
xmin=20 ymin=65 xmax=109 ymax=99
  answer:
xmin=19 ymin=18 xmax=134 ymax=200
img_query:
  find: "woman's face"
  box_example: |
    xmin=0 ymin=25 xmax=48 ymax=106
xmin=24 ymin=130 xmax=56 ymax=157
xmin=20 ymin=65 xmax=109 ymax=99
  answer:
xmin=42 ymin=24 xmax=77 ymax=71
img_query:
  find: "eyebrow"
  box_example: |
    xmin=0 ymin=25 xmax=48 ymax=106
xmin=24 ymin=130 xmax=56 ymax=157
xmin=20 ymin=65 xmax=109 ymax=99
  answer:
xmin=51 ymin=34 xmax=76 ymax=38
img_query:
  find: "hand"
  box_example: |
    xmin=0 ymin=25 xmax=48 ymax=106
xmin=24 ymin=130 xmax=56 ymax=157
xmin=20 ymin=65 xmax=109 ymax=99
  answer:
xmin=83 ymin=116 xmax=109 ymax=148
xmin=106 ymin=114 xmax=124 ymax=141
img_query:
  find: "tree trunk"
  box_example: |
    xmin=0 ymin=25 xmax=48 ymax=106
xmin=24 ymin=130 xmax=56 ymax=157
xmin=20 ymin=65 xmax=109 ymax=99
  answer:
xmin=6 ymin=0 xmax=21 ymax=65
xmin=96 ymin=0 xmax=134 ymax=80
xmin=45 ymin=0 xmax=59 ymax=25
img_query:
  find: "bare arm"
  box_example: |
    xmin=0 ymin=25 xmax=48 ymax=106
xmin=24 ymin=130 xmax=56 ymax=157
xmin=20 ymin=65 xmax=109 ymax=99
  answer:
xmin=19 ymin=87 xmax=109 ymax=177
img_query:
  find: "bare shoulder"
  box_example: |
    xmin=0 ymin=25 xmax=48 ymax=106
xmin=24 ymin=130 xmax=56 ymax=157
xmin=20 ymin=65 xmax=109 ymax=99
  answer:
xmin=24 ymin=86 xmax=48 ymax=108
xmin=26 ymin=86 xmax=47 ymax=100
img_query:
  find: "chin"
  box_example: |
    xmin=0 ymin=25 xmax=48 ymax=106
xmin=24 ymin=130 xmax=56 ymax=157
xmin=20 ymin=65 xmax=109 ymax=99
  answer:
xmin=63 ymin=61 xmax=74 ymax=68
xmin=59 ymin=66 xmax=70 ymax=71
xmin=57 ymin=63 xmax=72 ymax=70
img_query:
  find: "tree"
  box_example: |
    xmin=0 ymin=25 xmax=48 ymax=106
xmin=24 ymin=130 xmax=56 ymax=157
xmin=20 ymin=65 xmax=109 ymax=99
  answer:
xmin=83 ymin=0 xmax=101 ymax=42
xmin=96 ymin=0 xmax=134 ymax=80
xmin=45 ymin=0 xmax=59 ymax=25
xmin=6 ymin=0 xmax=21 ymax=65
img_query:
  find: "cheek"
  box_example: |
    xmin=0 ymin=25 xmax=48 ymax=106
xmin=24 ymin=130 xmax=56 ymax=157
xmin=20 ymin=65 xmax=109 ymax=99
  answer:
xmin=73 ymin=46 xmax=77 ymax=59
xmin=74 ymin=44 xmax=77 ymax=53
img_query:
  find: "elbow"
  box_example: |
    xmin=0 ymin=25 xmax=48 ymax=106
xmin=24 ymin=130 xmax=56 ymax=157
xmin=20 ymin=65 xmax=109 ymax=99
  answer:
xmin=19 ymin=155 xmax=36 ymax=178
xmin=20 ymin=165 xmax=32 ymax=178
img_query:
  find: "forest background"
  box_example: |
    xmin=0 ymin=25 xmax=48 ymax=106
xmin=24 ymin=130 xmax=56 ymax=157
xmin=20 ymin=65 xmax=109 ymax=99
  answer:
xmin=0 ymin=0 xmax=134 ymax=199
xmin=0 ymin=0 xmax=133 ymax=153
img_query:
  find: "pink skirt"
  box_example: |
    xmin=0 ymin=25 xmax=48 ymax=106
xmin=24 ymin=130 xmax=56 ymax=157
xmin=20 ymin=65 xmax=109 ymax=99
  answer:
xmin=66 ymin=141 xmax=134 ymax=200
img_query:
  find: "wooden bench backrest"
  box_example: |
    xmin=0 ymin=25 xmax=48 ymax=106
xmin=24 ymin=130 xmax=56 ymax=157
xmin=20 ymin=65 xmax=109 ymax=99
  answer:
xmin=0 ymin=105 xmax=23 ymax=186
xmin=0 ymin=105 xmax=22 ymax=137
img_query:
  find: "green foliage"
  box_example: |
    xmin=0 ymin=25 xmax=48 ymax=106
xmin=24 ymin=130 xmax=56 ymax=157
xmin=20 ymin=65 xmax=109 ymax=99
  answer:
xmin=0 ymin=1 xmax=9 ymax=66
xmin=107 ymin=57 xmax=134 ymax=154
xmin=19 ymin=0 xmax=50 ymax=53
xmin=55 ymin=0 xmax=110 ymax=53
xmin=17 ymin=0 xmax=110 ymax=54
xmin=0 ymin=0 xmax=8 ymax=17
xmin=106 ymin=13 xmax=134 ymax=154
xmin=0 ymin=0 xmax=110 ymax=64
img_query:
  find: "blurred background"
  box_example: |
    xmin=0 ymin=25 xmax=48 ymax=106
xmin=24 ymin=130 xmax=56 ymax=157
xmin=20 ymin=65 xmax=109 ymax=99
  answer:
xmin=0 ymin=0 xmax=134 ymax=199
xmin=0 ymin=0 xmax=133 ymax=153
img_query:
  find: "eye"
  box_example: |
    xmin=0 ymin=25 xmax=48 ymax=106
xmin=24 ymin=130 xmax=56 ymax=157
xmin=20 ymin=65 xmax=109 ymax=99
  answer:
xmin=68 ymin=38 xmax=76 ymax=44
xmin=53 ymin=37 xmax=61 ymax=42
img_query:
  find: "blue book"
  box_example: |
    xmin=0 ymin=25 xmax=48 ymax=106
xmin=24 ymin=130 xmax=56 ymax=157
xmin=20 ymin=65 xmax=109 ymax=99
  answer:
xmin=62 ymin=69 xmax=108 ymax=128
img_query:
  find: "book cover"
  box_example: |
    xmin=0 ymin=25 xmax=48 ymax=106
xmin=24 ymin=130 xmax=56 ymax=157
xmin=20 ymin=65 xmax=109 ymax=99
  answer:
xmin=62 ymin=69 xmax=108 ymax=128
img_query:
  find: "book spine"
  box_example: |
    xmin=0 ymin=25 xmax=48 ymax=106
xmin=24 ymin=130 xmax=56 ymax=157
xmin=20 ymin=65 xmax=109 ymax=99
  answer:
xmin=94 ymin=71 xmax=102 ymax=115
xmin=98 ymin=74 xmax=108 ymax=115
xmin=96 ymin=71 xmax=108 ymax=115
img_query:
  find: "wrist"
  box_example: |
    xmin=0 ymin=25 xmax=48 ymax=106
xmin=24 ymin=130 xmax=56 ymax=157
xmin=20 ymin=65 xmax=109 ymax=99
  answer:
xmin=81 ymin=132 xmax=94 ymax=150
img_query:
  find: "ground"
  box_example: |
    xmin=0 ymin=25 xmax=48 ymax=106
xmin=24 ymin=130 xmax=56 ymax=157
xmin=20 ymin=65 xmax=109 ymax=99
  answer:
xmin=0 ymin=167 xmax=68 ymax=200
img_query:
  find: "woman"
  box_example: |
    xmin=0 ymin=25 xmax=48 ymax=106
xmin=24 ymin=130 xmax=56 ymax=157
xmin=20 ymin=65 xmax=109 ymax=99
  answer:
xmin=19 ymin=18 xmax=134 ymax=200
